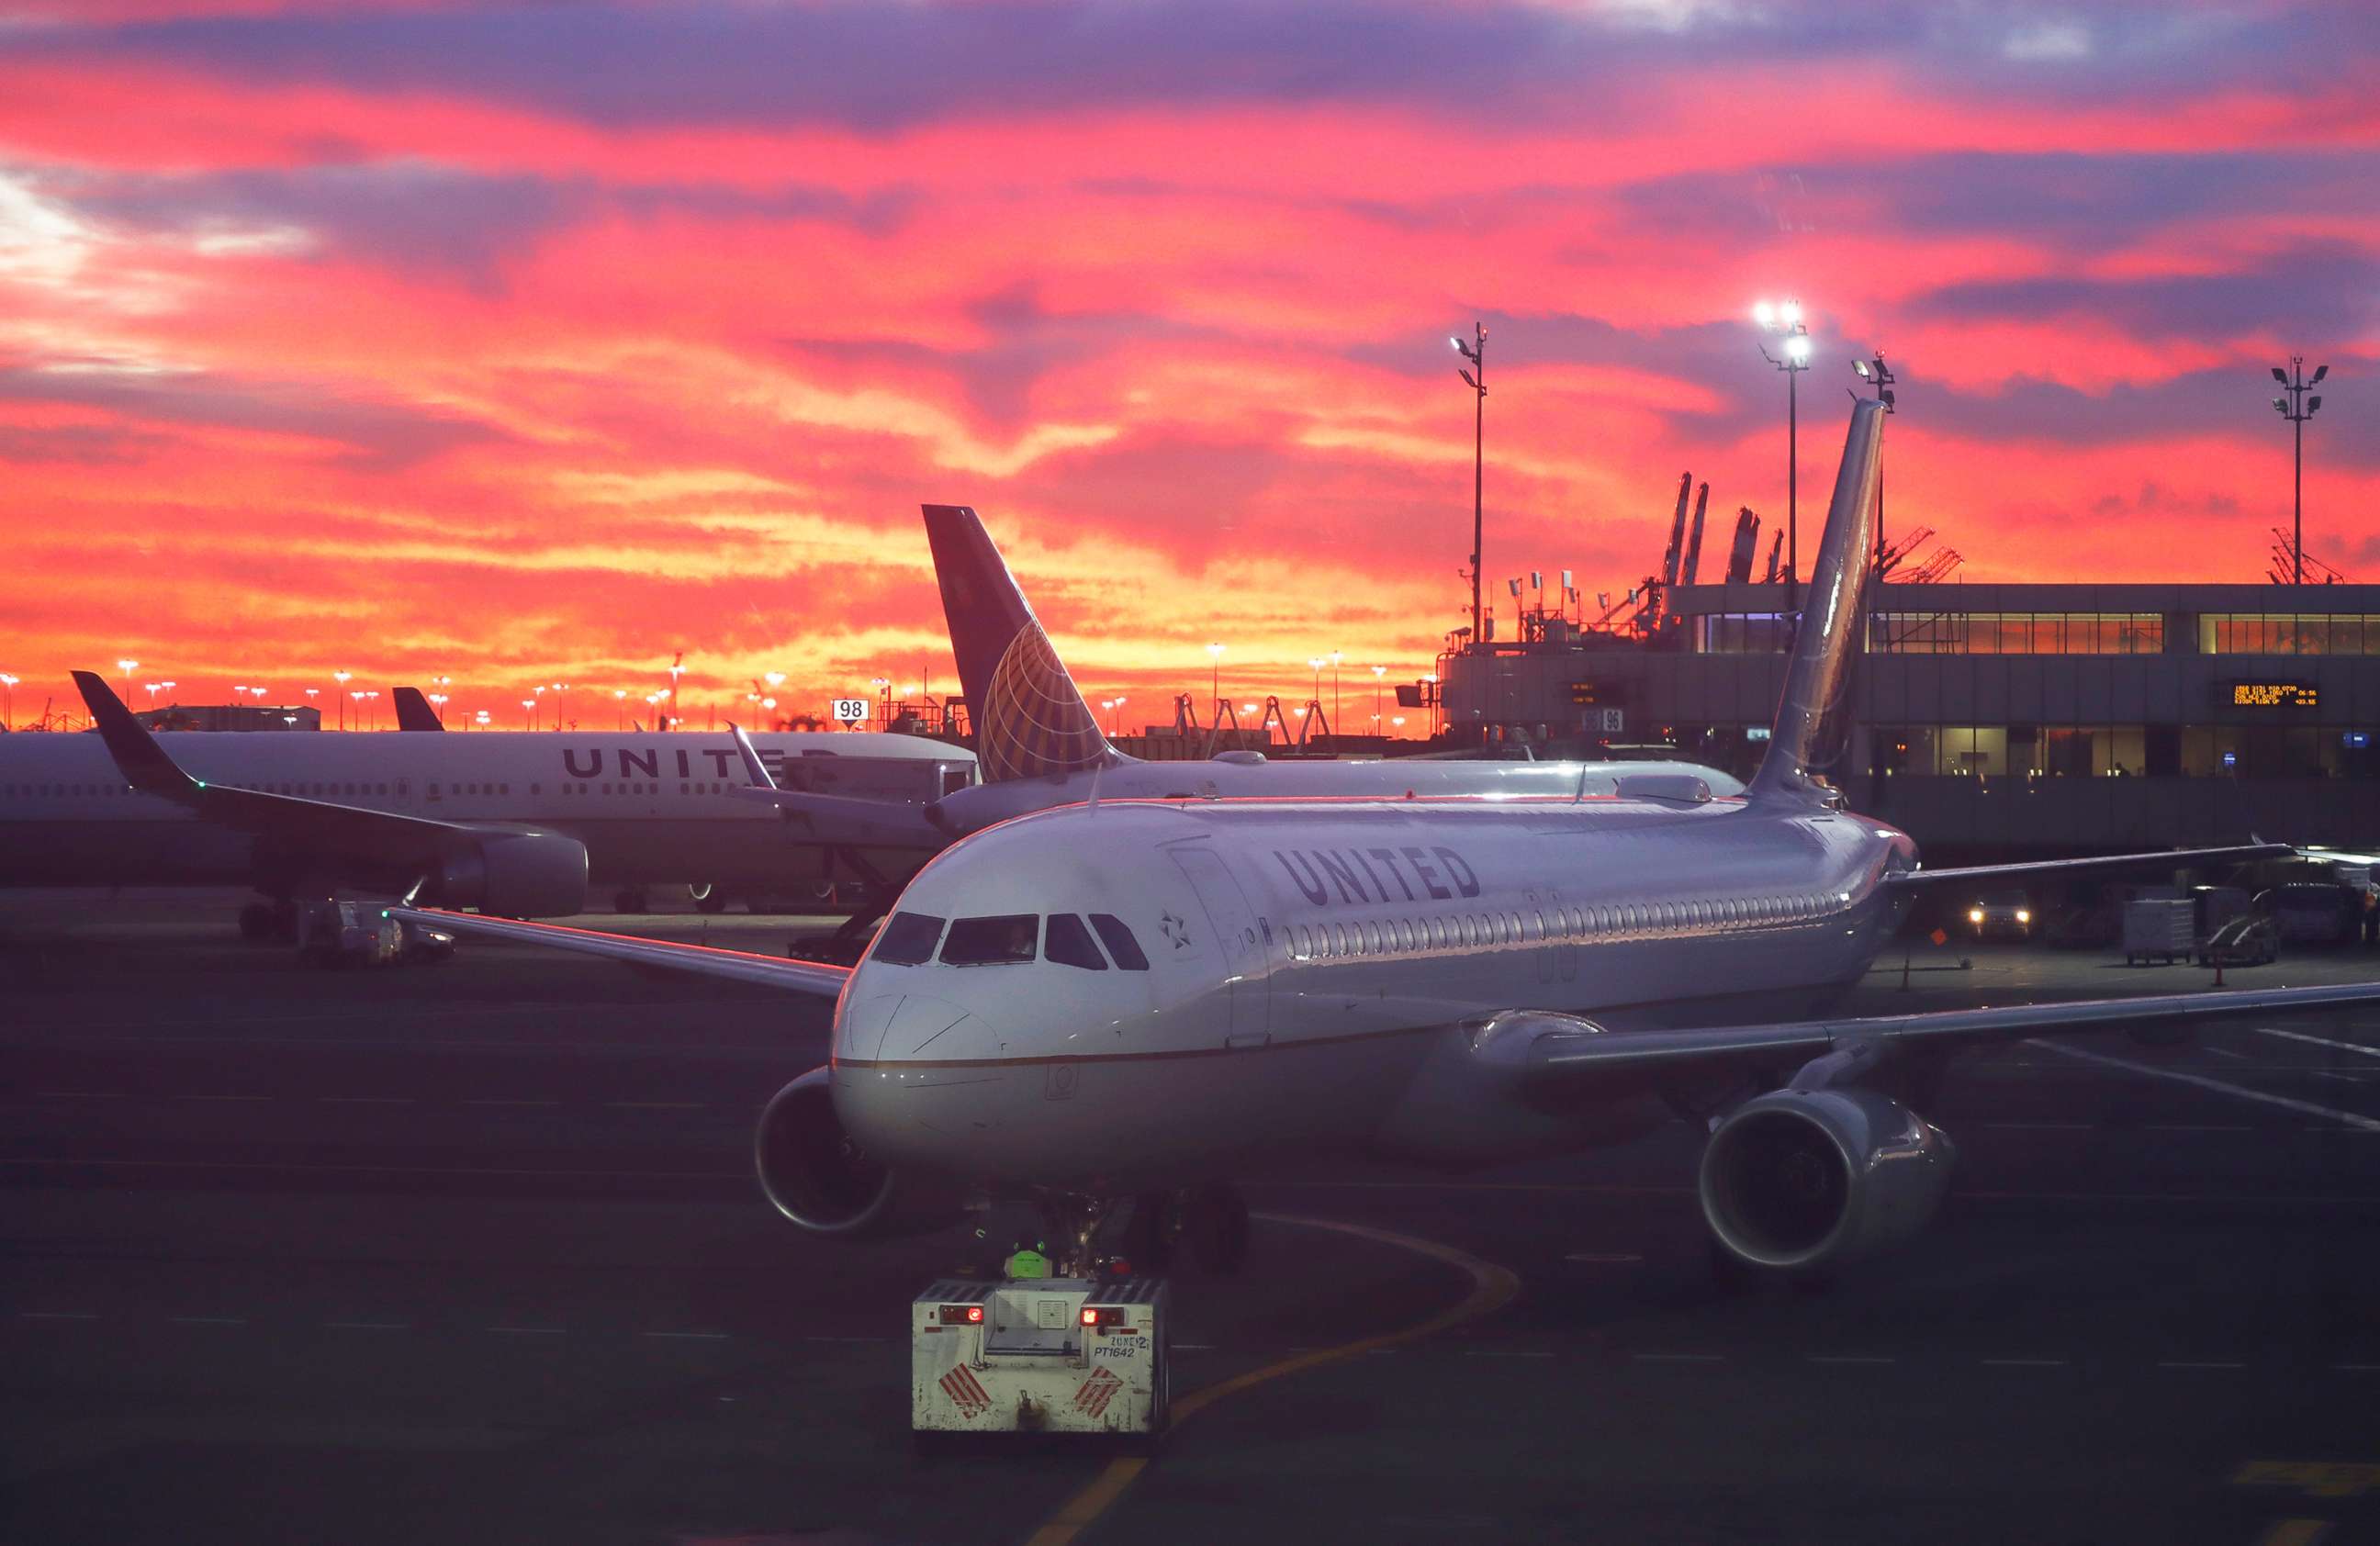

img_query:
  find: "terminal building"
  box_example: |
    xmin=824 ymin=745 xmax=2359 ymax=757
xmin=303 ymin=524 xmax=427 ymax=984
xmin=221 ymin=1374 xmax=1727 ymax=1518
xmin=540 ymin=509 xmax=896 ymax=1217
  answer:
xmin=1437 ymin=583 xmax=2380 ymax=860
xmin=131 ymin=701 xmax=323 ymax=733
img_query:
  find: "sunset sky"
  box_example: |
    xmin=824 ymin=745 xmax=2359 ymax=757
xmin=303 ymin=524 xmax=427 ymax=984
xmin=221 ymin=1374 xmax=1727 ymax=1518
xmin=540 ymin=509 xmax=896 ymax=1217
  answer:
xmin=1 ymin=1 xmax=2375 ymax=733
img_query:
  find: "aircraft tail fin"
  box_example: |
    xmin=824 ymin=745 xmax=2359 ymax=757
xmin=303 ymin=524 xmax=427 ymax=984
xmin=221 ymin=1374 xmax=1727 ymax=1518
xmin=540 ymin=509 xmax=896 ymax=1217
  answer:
xmin=1747 ymin=398 xmax=1886 ymax=805
xmin=923 ymin=504 xmax=1127 ymax=782
xmin=392 ymin=687 xmax=444 ymax=732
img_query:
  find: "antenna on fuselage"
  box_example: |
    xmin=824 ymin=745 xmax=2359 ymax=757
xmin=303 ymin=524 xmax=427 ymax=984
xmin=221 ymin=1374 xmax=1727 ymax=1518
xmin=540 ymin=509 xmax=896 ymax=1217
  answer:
xmin=1574 ymin=762 xmax=1589 ymax=803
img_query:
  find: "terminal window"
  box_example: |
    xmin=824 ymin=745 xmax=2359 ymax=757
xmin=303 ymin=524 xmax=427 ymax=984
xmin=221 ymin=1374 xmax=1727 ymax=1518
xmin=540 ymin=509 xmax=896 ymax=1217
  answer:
xmin=1868 ymin=613 xmax=2163 ymax=655
xmin=2199 ymin=614 xmax=2380 ymax=655
xmin=1692 ymin=613 xmax=1794 ymax=653
xmin=1880 ymin=724 xmax=2149 ymax=777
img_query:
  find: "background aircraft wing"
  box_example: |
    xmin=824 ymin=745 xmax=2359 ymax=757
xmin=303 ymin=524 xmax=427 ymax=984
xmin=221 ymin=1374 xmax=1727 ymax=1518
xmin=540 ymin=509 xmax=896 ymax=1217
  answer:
xmin=1524 ymin=979 xmax=2380 ymax=1080
xmin=1887 ymin=843 xmax=2291 ymax=891
xmin=387 ymin=907 xmax=852 ymax=994
xmin=724 ymin=723 xmax=950 ymax=846
xmin=74 ymin=669 xmax=480 ymax=864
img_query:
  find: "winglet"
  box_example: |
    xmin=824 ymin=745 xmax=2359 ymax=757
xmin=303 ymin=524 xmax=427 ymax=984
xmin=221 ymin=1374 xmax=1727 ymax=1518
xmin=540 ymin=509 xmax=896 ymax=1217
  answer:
xmin=726 ymin=722 xmax=779 ymax=790
xmin=923 ymin=503 xmax=1126 ymax=783
xmin=392 ymin=687 xmax=445 ymax=732
xmin=1747 ymin=398 xmax=1886 ymax=804
xmin=71 ymin=670 xmax=202 ymax=802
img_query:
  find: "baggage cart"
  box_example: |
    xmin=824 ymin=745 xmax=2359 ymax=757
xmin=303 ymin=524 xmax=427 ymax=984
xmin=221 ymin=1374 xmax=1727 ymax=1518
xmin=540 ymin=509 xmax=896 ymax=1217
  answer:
xmin=2122 ymin=897 xmax=2193 ymax=965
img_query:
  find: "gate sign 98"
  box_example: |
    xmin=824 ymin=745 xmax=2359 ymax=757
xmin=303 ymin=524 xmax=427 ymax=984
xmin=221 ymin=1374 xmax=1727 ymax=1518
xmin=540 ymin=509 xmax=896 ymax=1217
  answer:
xmin=831 ymin=698 xmax=870 ymax=723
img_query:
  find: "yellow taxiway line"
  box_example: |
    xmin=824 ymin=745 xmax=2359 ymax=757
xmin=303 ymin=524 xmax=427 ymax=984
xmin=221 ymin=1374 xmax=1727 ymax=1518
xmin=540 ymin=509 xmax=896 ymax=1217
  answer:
xmin=1022 ymin=1212 xmax=1521 ymax=1546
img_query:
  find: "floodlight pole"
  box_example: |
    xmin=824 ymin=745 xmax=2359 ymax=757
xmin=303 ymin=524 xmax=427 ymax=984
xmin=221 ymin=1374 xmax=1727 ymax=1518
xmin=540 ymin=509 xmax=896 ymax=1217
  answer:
xmin=1757 ymin=314 xmax=1812 ymax=612
xmin=1454 ymin=323 xmax=1488 ymax=650
xmin=2271 ymin=355 xmax=2327 ymax=586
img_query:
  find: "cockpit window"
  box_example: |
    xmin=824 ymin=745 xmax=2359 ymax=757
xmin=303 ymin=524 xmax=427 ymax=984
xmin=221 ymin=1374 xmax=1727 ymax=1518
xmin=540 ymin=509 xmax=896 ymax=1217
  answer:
xmin=871 ymin=911 xmax=946 ymax=966
xmin=1089 ymin=913 xmax=1150 ymax=971
xmin=941 ymin=914 xmax=1039 ymax=966
xmin=1044 ymin=913 xmax=1109 ymax=971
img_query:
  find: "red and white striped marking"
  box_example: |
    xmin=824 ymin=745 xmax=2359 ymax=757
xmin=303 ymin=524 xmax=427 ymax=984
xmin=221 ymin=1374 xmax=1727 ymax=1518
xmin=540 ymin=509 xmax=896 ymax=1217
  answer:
xmin=938 ymin=1363 xmax=993 ymax=1418
xmin=1073 ymin=1366 xmax=1123 ymax=1419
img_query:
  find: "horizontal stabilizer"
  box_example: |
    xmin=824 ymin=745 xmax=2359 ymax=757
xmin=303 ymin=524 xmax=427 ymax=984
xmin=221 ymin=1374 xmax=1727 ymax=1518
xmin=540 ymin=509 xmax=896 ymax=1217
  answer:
xmin=724 ymin=722 xmax=950 ymax=846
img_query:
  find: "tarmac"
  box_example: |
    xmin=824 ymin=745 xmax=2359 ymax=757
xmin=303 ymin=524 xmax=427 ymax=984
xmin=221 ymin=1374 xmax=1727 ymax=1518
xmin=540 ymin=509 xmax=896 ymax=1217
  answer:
xmin=5 ymin=888 xmax=2379 ymax=1545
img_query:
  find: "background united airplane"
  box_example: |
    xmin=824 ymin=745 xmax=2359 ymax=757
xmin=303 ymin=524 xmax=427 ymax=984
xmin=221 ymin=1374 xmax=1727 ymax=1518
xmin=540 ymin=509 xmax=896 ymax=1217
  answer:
xmin=14 ymin=687 xmax=975 ymax=934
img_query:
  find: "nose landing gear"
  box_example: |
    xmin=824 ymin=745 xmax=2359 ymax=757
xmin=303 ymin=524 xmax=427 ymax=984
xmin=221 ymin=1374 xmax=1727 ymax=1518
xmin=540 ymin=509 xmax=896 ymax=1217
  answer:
xmin=1102 ymin=1185 xmax=1253 ymax=1278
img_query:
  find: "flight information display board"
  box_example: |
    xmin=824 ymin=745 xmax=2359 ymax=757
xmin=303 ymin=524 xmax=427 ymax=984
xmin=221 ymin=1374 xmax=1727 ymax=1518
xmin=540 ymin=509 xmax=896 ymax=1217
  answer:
xmin=2224 ymin=680 xmax=2320 ymax=710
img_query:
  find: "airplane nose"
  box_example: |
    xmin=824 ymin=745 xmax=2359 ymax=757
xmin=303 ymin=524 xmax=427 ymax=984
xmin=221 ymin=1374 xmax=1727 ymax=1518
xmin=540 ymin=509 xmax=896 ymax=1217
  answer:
xmin=836 ymin=992 xmax=988 ymax=1061
xmin=830 ymin=991 xmax=1018 ymax=1172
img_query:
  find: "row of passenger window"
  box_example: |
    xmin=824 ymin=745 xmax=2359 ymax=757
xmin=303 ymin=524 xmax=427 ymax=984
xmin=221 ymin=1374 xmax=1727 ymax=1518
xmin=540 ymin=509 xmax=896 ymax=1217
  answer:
xmin=1287 ymin=892 xmax=1833 ymax=962
xmin=872 ymin=911 xmax=1151 ymax=971
xmin=6 ymin=782 xmax=140 ymax=798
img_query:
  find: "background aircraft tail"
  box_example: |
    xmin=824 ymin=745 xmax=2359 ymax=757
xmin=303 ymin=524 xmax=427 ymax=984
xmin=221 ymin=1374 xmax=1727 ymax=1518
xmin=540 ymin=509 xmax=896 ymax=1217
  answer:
xmin=392 ymin=687 xmax=445 ymax=732
xmin=923 ymin=504 xmax=1126 ymax=783
xmin=1747 ymin=398 xmax=1886 ymax=804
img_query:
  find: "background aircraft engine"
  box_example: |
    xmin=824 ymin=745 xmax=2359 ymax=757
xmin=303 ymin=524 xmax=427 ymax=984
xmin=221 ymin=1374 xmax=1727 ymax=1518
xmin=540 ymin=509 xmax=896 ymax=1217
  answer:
xmin=1698 ymin=1088 xmax=1955 ymax=1272
xmin=754 ymin=1068 xmax=961 ymax=1238
xmin=423 ymin=832 xmax=589 ymax=918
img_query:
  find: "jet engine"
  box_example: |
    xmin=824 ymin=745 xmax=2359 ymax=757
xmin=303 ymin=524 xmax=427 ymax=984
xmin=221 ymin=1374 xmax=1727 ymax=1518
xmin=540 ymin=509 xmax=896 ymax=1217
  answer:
xmin=754 ymin=1067 xmax=963 ymax=1238
xmin=421 ymin=831 xmax=589 ymax=918
xmin=1698 ymin=1087 xmax=1955 ymax=1273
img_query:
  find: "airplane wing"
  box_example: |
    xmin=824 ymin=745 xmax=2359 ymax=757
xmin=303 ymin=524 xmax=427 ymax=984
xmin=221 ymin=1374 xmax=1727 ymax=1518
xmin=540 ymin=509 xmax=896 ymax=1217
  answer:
xmin=386 ymin=906 xmax=852 ymax=995
xmin=724 ymin=723 xmax=950 ymax=847
xmin=73 ymin=670 xmax=479 ymax=864
xmin=392 ymin=688 xmax=445 ymax=731
xmin=1886 ymin=843 xmax=2290 ymax=891
xmin=1522 ymin=978 xmax=2380 ymax=1083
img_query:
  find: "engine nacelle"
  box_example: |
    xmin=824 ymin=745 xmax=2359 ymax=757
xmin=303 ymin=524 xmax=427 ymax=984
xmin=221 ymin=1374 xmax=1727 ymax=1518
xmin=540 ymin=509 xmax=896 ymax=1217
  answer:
xmin=424 ymin=831 xmax=589 ymax=918
xmin=1699 ymin=1088 xmax=1955 ymax=1273
xmin=753 ymin=1067 xmax=964 ymax=1238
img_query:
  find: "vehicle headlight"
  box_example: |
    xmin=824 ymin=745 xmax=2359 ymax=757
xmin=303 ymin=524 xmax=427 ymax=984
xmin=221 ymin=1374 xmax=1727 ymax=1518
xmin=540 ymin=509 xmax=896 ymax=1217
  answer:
xmin=2015 ymin=909 xmax=2031 ymax=924
xmin=1968 ymin=908 xmax=1984 ymax=924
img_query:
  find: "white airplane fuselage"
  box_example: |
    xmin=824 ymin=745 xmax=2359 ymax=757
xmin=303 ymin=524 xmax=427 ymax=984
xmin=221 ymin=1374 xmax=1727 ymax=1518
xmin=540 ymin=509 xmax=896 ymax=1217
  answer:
xmin=0 ymin=730 xmax=975 ymax=892
xmin=828 ymin=793 xmax=1914 ymax=1193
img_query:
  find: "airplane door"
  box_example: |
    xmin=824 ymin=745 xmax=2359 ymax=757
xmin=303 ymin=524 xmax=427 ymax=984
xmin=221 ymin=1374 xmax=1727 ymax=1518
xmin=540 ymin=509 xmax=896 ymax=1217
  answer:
xmin=1167 ymin=846 xmax=1269 ymax=1047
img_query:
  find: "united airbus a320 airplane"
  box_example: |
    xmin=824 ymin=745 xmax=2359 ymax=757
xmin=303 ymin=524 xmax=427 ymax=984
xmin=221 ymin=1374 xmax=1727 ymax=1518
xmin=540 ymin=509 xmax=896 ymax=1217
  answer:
xmin=14 ymin=689 xmax=975 ymax=935
xmin=396 ymin=399 xmax=2377 ymax=1282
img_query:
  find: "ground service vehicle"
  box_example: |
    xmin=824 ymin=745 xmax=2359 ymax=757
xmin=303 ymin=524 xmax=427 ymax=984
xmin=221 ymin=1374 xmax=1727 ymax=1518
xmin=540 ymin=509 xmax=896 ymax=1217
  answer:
xmin=912 ymin=1277 xmax=1170 ymax=1439
xmin=1967 ymin=889 xmax=2034 ymax=941
xmin=2200 ymin=912 xmax=2280 ymax=968
xmin=2258 ymin=883 xmax=2361 ymax=946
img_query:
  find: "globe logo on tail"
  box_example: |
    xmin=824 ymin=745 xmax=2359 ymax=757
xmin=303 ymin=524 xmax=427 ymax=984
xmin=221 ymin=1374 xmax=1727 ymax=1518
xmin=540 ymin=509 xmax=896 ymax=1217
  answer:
xmin=980 ymin=622 xmax=1107 ymax=782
